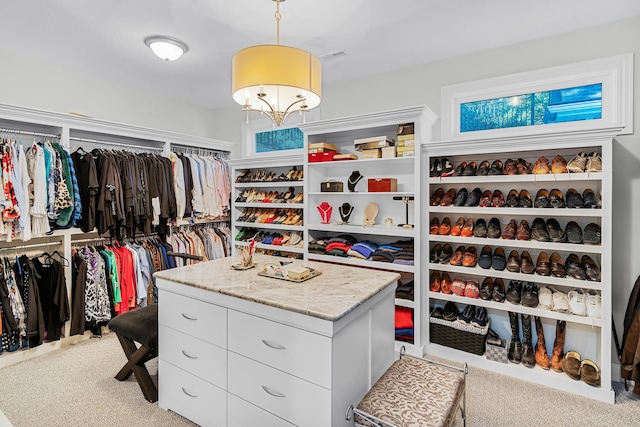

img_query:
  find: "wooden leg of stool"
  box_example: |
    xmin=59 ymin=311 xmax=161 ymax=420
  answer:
xmin=115 ymin=334 xmax=158 ymax=403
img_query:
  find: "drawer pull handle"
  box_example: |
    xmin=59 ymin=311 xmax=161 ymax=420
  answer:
xmin=181 ymin=350 xmax=198 ymax=359
xmin=261 ymin=385 xmax=286 ymax=398
xmin=261 ymin=339 xmax=286 ymax=350
xmin=181 ymin=387 xmax=198 ymax=398
xmin=181 ymin=313 xmax=198 ymax=321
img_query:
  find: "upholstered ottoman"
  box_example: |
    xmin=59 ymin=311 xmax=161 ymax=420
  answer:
xmin=350 ymin=354 xmax=467 ymax=427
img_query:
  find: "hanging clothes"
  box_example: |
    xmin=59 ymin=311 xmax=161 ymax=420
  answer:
xmin=31 ymin=255 xmax=69 ymax=342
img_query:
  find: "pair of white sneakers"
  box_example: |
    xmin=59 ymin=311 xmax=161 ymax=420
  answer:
xmin=537 ymin=286 xmax=601 ymax=319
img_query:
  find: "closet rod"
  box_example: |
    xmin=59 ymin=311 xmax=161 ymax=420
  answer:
xmin=70 ymin=136 xmax=164 ymax=152
xmin=0 ymin=241 xmax=60 ymax=252
xmin=170 ymin=143 xmax=229 ymax=158
xmin=0 ymin=128 xmax=60 ymax=139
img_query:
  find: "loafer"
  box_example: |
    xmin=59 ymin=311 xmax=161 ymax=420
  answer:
xmin=460 ymin=218 xmax=475 ymax=237
xmin=488 ymin=217 xmax=502 ymax=238
xmin=501 ymin=219 xmax=517 ymax=240
xmin=551 ymin=155 xmax=568 ymax=174
xmin=478 ymin=245 xmax=493 ymax=269
xmin=492 ymin=190 xmax=505 ymax=207
xmin=441 ymin=158 xmax=454 ymax=176
xmin=567 ymin=152 xmax=587 ymax=173
xmin=506 ymin=280 xmax=523 ymax=304
xmin=464 ymin=280 xmax=480 ymax=298
xmin=492 ymin=278 xmax=506 ymax=302
xmin=462 ymin=161 xmax=477 ymax=176
xmin=471 ymin=306 xmax=488 ymax=328
xmin=585 ymin=151 xmax=602 ymax=173
xmin=479 ymin=278 xmax=493 ymax=300
xmin=566 ymin=188 xmax=584 ymax=208
xmin=439 ymin=217 xmax=452 ymax=235
xmin=441 ymin=272 xmax=452 ymax=294
xmin=479 ymin=189 xmax=493 ymax=207
xmin=474 ymin=218 xmax=488 ymax=238
xmin=535 ymin=251 xmax=551 ymax=276
xmin=450 ymin=217 xmax=464 ymax=236
xmin=429 ymin=217 xmax=440 ymax=235
xmin=430 ymin=187 xmax=444 ymax=206
xmin=546 ymin=218 xmax=567 ymax=243
xmin=516 ymin=219 xmax=531 ymax=241
xmin=549 ymin=189 xmax=566 ymax=208
xmin=430 ymin=244 xmax=442 ymax=263
xmin=452 ymin=162 xmax=466 ymax=177
xmin=430 ymin=271 xmax=441 ymax=292
xmin=533 ymin=156 xmax=550 ymax=174
xmin=457 ymin=304 xmax=475 ymax=323
xmin=583 ymin=223 xmax=601 ymax=245
xmin=463 ymin=187 xmax=482 ymax=207
xmin=453 ymin=187 xmax=468 ymax=206
xmin=442 ymin=301 xmax=459 ymax=321
xmin=534 ymin=189 xmax=550 ymax=208
xmin=452 ymin=277 xmax=467 ymax=296
xmin=462 ymin=246 xmax=478 ymax=267
xmin=489 ymin=160 xmax=503 ymax=175
xmin=517 ymin=158 xmax=532 ymax=174
xmin=492 ymin=247 xmax=506 ymax=271
xmin=430 ymin=307 xmax=444 ymax=319
xmin=505 ymin=189 xmax=520 ymax=207
xmin=582 ymin=188 xmax=601 ymax=208
xmin=476 ymin=160 xmax=490 ymax=176
xmin=565 ymin=221 xmax=583 ymax=244
xmin=503 ymin=158 xmax=518 ymax=175
xmin=565 ymin=253 xmax=586 ymax=280
xmin=550 ymin=252 xmax=566 ymax=277
xmin=531 ymin=217 xmax=550 ymax=242
xmin=519 ymin=189 xmax=533 ymax=208
xmin=439 ymin=244 xmax=453 ymax=264
xmin=581 ymin=255 xmax=601 ymax=281
xmin=521 ymin=282 xmax=539 ymax=307
xmin=440 ymin=188 xmax=457 ymax=206
xmin=450 ymin=246 xmax=465 ymax=266
xmin=520 ymin=251 xmax=535 ymax=274
xmin=507 ymin=250 xmax=521 ymax=273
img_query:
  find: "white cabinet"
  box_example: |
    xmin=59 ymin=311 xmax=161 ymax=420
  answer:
xmin=299 ymin=106 xmax=439 ymax=356
xmin=422 ymin=128 xmax=619 ymax=403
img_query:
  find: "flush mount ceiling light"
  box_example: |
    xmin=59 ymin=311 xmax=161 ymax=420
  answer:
xmin=144 ymin=35 xmax=188 ymax=61
xmin=232 ymin=0 xmax=322 ymax=126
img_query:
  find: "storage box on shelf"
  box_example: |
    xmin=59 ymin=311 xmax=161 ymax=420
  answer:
xmin=300 ymin=106 xmax=439 ymax=356
xmin=422 ymin=128 xmax=618 ymax=403
xmin=230 ymin=155 xmax=305 ymax=258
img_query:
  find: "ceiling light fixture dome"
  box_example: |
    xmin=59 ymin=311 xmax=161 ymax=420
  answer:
xmin=232 ymin=0 xmax=322 ymax=126
xmin=145 ymin=35 xmax=188 ymax=61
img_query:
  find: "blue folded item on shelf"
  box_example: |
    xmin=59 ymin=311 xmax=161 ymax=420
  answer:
xmin=349 ymin=240 xmax=379 ymax=259
xmin=394 ymin=328 xmax=414 ymax=337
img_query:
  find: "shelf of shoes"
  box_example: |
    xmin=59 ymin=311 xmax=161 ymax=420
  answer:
xmin=422 ymin=128 xmax=617 ymax=403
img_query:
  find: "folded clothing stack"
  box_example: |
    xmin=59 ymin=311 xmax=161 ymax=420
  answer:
xmin=325 ymin=234 xmax=358 ymax=257
xmin=395 ymin=306 xmax=414 ymax=343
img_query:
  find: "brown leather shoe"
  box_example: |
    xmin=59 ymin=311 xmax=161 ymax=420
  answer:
xmin=517 ymin=158 xmax=532 ymax=174
xmin=429 ymin=217 xmax=440 ymax=235
xmin=533 ymin=156 xmax=550 ymax=174
xmin=441 ymin=272 xmax=452 ymax=294
xmin=516 ymin=219 xmax=531 ymax=240
xmin=502 ymin=219 xmax=517 ymax=240
xmin=492 ymin=190 xmax=505 ymax=207
xmin=551 ymin=320 xmax=567 ymax=372
xmin=438 ymin=217 xmax=451 ymax=235
xmin=430 ymin=187 xmax=444 ymax=206
xmin=462 ymin=246 xmax=478 ymax=267
xmin=476 ymin=160 xmax=490 ymax=176
xmin=460 ymin=218 xmax=474 ymax=237
xmin=535 ymin=251 xmax=551 ymax=276
xmin=519 ymin=189 xmax=532 ymax=208
xmin=450 ymin=216 xmax=464 ymax=236
xmin=450 ymin=246 xmax=465 ymax=266
xmin=562 ymin=350 xmax=582 ymax=380
xmin=551 ymin=155 xmax=568 ymax=174
xmin=430 ymin=271 xmax=441 ymax=292
xmin=479 ymin=189 xmax=493 ymax=207
xmin=488 ymin=217 xmax=502 ymax=238
xmin=535 ymin=316 xmax=551 ymax=370
xmin=507 ymin=250 xmax=520 ymax=272
xmin=440 ymin=188 xmax=457 ymax=206
xmin=503 ymin=158 xmax=518 ymax=175
xmin=489 ymin=160 xmax=503 ymax=175
xmin=520 ymin=251 xmax=535 ymax=274
xmin=581 ymin=255 xmax=601 ymax=281
xmin=550 ymin=252 xmax=566 ymax=277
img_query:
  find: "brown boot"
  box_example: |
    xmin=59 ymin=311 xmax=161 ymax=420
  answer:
xmin=534 ymin=316 xmax=551 ymax=369
xmin=551 ymin=320 xmax=566 ymax=372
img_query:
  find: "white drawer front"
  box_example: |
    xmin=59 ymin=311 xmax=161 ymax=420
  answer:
xmin=228 ymin=394 xmax=296 ymax=427
xmin=159 ymin=290 xmax=227 ymax=347
xmin=159 ymin=325 xmax=227 ymax=389
xmin=228 ymin=352 xmax=331 ymax=427
xmin=158 ymin=360 xmax=226 ymax=427
xmin=227 ymin=310 xmax=331 ymax=388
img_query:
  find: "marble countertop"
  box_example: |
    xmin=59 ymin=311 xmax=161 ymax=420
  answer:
xmin=154 ymin=254 xmax=400 ymax=321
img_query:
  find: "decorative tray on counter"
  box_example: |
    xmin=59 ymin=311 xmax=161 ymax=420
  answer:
xmin=257 ymin=268 xmax=322 ymax=283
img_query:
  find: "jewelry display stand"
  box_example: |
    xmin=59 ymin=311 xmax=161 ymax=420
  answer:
xmin=317 ymin=201 xmax=333 ymax=224
xmin=339 ymin=203 xmax=354 ymax=223
xmin=348 ymin=171 xmax=364 ymax=192
xmin=393 ymin=196 xmax=414 ymax=229
xmin=362 ymin=202 xmax=378 ymax=227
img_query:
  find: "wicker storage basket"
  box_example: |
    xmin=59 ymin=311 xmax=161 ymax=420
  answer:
xmin=429 ymin=316 xmax=490 ymax=355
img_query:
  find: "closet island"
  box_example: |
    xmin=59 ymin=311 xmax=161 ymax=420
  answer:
xmin=154 ymin=254 xmax=400 ymax=427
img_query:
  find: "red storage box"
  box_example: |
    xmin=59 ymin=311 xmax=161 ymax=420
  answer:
xmin=368 ymin=178 xmax=398 ymax=192
xmin=308 ymin=152 xmax=336 ymax=162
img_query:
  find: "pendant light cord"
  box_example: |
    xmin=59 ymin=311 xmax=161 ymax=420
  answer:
xmin=274 ymin=0 xmax=281 ymax=45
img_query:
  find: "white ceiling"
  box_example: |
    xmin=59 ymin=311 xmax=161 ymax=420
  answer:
xmin=2 ymin=0 xmax=640 ymax=111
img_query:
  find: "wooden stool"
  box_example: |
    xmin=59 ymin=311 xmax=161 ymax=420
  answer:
xmin=347 ymin=351 xmax=467 ymax=427
xmin=108 ymin=304 xmax=159 ymax=403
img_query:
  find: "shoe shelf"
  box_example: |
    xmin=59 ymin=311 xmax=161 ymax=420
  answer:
xmin=428 ymin=171 xmax=602 ymax=185
xmin=235 ymin=240 xmax=304 ymax=254
xmin=430 ymin=234 xmax=602 ymax=254
xmin=429 ymin=206 xmax=602 ymax=218
xmin=307 ymin=191 xmax=414 ymax=196
xmin=307 ymin=253 xmax=416 ymax=274
xmin=308 ymin=224 xmax=416 ymax=238
xmin=427 ymin=291 xmax=602 ymax=327
xmin=234 ymin=222 xmax=304 ymax=231
xmin=235 ymin=202 xmax=304 ymax=208
xmin=235 ymin=181 xmax=304 ymax=189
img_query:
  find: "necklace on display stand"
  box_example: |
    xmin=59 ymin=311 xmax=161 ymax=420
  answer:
xmin=347 ymin=171 xmax=364 ymax=192
xmin=337 ymin=203 xmax=354 ymax=224
xmin=317 ymin=202 xmax=333 ymax=224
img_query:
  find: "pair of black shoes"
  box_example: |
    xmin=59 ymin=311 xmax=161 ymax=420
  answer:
xmin=430 ymin=244 xmax=453 ymax=264
xmin=456 ymin=305 xmax=488 ymax=327
xmin=433 ymin=301 xmax=460 ymax=321
xmin=505 ymin=281 xmax=539 ymax=307
xmin=478 ymin=246 xmax=506 ymax=270
xmin=479 ymin=277 xmax=506 ymax=302
xmin=530 ymin=217 xmax=567 ymax=243
xmin=566 ymin=222 xmax=601 ymax=245
xmin=452 ymin=187 xmax=482 ymax=207
xmin=430 ymin=158 xmax=454 ymax=177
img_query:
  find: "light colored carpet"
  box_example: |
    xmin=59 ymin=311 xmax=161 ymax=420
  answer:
xmin=0 ymin=333 xmax=637 ymax=426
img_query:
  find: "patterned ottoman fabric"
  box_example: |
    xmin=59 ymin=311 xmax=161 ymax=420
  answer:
xmin=356 ymin=356 xmax=464 ymax=427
